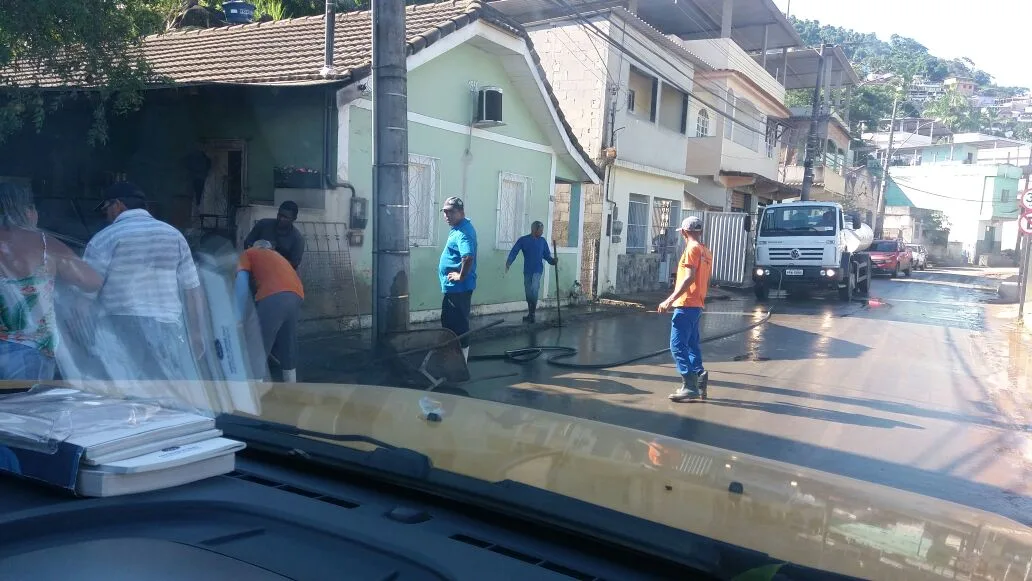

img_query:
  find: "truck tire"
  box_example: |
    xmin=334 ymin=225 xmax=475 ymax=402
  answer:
xmin=839 ymin=270 xmax=854 ymax=302
xmin=858 ymin=274 xmax=870 ymax=296
xmin=754 ymin=285 xmax=769 ymax=301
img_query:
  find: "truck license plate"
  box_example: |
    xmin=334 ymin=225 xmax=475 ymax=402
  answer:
xmin=785 ymin=269 xmax=804 ymax=276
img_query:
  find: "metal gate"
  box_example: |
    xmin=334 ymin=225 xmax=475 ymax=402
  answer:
xmin=678 ymin=210 xmax=752 ymax=286
xmin=651 ymin=198 xmax=680 ymax=283
xmin=294 ymin=221 xmax=362 ymax=330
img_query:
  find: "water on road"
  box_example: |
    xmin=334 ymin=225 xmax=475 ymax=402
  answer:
xmin=461 ymin=269 xmax=1032 ymax=525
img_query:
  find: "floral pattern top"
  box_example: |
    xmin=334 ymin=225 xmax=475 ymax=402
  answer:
xmin=0 ymin=233 xmax=55 ymax=357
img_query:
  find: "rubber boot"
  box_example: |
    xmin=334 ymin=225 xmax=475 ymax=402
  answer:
xmin=283 ymin=369 xmax=297 ymax=383
xmin=523 ymin=301 xmax=536 ymax=323
xmin=669 ymin=373 xmax=701 ymax=402
xmin=698 ymin=370 xmax=709 ymax=399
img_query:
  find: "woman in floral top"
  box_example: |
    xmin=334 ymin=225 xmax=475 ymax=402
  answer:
xmin=0 ymin=183 xmax=102 ymax=381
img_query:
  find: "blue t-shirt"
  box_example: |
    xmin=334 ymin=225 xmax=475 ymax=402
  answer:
xmin=439 ymin=218 xmax=477 ymax=293
xmin=507 ymin=234 xmax=554 ymax=275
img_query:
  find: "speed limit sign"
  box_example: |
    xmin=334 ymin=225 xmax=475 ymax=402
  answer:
xmin=1021 ymin=211 xmax=1032 ymax=235
xmin=1021 ymin=188 xmax=1032 ymax=211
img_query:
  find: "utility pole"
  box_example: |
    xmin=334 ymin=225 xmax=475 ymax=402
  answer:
xmin=371 ymin=0 xmax=410 ymax=347
xmin=800 ymin=44 xmax=828 ymax=201
xmin=874 ymin=94 xmax=899 ymax=237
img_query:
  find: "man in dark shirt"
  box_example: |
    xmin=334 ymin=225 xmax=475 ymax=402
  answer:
xmin=505 ymin=221 xmax=556 ymax=323
xmin=243 ymin=201 xmax=305 ymax=269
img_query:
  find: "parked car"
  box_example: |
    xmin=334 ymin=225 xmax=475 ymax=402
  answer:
xmin=907 ymin=244 xmax=928 ymax=270
xmin=869 ymin=239 xmax=913 ymax=277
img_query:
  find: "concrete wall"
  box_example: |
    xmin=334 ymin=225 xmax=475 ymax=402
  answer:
xmin=679 ymin=38 xmax=785 ymax=103
xmin=526 ymin=18 xmax=610 ymax=161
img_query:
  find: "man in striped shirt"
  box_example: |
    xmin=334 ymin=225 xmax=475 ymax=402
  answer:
xmin=84 ymin=182 xmax=207 ymax=380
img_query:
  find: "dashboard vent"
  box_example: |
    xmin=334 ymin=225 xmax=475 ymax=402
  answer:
xmin=226 ymin=471 xmax=360 ymax=509
xmin=450 ymin=534 xmax=603 ymax=581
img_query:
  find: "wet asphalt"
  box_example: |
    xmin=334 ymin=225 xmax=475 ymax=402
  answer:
xmin=453 ymin=268 xmax=1032 ymax=526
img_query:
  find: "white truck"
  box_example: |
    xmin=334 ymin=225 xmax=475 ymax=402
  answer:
xmin=752 ymin=201 xmax=874 ymax=302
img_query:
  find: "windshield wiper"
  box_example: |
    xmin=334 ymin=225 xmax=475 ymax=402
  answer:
xmin=216 ymin=414 xmax=433 ymax=480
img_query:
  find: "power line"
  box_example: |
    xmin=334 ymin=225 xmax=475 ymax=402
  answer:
xmin=890 ymin=176 xmax=1005 ymax=204
xmin=546 ymin=0 xmax=771 ymax=139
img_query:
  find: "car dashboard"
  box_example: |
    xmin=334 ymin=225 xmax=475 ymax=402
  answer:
xmin=0 ymin=450 xmax=705 ymax=581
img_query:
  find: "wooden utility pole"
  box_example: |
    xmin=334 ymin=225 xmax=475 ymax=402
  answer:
xmin=371 ymin=0 xmax=410 ymax=346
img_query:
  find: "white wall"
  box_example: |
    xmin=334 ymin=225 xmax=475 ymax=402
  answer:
xmin=600 ymin=166 xmax=687 ymax=294
xmin=889 ymin=165 xmax=1005 ymax=255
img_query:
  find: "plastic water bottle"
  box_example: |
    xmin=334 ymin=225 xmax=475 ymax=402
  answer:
xmin=419 ymin=396 xmax=444 ymax=422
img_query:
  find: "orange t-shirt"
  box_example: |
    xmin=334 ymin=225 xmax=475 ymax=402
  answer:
xmin=238 ymin=247 xmax=304 ymax=302
xmin=672 ymin=239 xmax=712 ymax=308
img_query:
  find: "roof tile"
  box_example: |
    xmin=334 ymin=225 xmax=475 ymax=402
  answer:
xmin=5 ymin=0 xmax=600 ymax=178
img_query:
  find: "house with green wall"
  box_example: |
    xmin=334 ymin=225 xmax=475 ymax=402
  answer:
xmin=886 ymin=135 xmax=1023 ymax=264
xmin=0 ymin=1 xmax=600 ymax=328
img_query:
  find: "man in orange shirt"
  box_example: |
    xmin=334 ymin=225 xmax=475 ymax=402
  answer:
xmin=658 ymin=216 xmax=713 ymax=402
xmin=235 ymin=239 xmax=305 ymax=382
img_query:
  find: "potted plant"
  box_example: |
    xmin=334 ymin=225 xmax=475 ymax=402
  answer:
xmin=273 ymin=166 xmax=322 ymax=189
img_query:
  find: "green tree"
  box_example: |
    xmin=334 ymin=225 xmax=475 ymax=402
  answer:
xmin=922 ymin=89 xmax=979 ymax=132
xmin=0 ymin=0 xmax=167 ymax=144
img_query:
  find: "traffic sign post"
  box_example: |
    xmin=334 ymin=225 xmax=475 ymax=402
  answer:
xmin=1021 ymin=211 xmax=1032 ymax=236
xmin=1021 ymin=188 xmax=1032 ymax=212
xmin=1020 ymin=208 xmax=1032 ymax=320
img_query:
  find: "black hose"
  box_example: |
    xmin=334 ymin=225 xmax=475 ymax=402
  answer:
xmin=468 ymin=310 xmax=772 ymax=370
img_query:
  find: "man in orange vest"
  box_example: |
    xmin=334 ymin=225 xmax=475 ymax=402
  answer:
xmin=658 ymin=216 xmax=713 ymax=402
xmin=235 ymin=239 xmax=304 ymax=382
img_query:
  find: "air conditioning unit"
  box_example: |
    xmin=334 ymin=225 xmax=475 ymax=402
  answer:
xmin=474 ymin=86 xmax=504 ymax=128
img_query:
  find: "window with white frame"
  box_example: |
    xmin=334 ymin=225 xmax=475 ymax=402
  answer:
xmin=496 ymin=172 xmax=530 ymax=249
xmin=408 ymin=154 xmax=438 ymax=247
xmin=626 ymin=194 xmax=649 ymax=254
xmin=696 ymin=109 xmax=710 ymax=137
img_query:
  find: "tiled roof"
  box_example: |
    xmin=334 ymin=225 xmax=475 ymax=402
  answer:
xmin=6 ymin=0 xmax=599 ymax=178
xmin=5 ymin=1 xmax=507 ymax=87
xmin=140 ymin=1 xmax=493 ymax=86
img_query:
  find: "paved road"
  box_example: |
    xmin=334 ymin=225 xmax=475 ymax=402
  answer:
xmin=460 ymin=269 xmax=1032 ymax=525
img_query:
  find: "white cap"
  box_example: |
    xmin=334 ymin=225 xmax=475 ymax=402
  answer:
xmin=679 ymin=216 xmax=703 ymax=231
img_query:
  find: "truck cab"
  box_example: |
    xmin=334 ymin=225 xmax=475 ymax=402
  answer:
xmin=752 ymin=201 xmax=873 ymax=302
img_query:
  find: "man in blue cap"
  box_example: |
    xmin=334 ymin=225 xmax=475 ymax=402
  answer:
xmin=505 ymin=221 xmax=557 ymax=323
xmin=439 ymin=196 xmax=477 ymax=362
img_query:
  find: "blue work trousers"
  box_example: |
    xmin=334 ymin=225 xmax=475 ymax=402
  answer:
xmin=670 ymin=307 xmax=704 ymax=377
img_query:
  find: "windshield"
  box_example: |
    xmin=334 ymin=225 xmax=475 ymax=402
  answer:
xmin=3 ymin=2 xmax=1032 ymax=580
xmin=759 ymin=206 xmax=838 ymax=237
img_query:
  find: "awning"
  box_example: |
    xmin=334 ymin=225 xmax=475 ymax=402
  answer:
xmin=491 ymin=0 xmax=803 ymax=51
xmin=754 ymin=45 xmax=860 ymax=91
xmin=719 ymin=170 xmax=800 ymax=200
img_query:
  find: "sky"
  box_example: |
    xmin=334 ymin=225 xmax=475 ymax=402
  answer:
xmin=771 ymin=0 xmax=1029 ymax=89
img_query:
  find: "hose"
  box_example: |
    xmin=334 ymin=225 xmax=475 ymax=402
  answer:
xmin=468 ymin=309 xmax=772 ymax=370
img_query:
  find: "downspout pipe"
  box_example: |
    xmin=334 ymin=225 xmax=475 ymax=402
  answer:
xmin=319 ymin=0 xmax=354 ymax=197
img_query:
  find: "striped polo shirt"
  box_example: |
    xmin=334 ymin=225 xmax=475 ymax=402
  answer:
xmin=84 ymin=209 xmax=200 ymax=323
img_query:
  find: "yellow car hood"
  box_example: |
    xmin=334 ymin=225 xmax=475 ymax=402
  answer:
xmin=12 ymin=378 xmax=1032 ymax=580
xmin=244 ymin=382 xmax=1032 ymax=580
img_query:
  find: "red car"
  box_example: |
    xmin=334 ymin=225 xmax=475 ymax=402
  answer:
xmin=868 ymin=239 xmax=913 ymax=278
